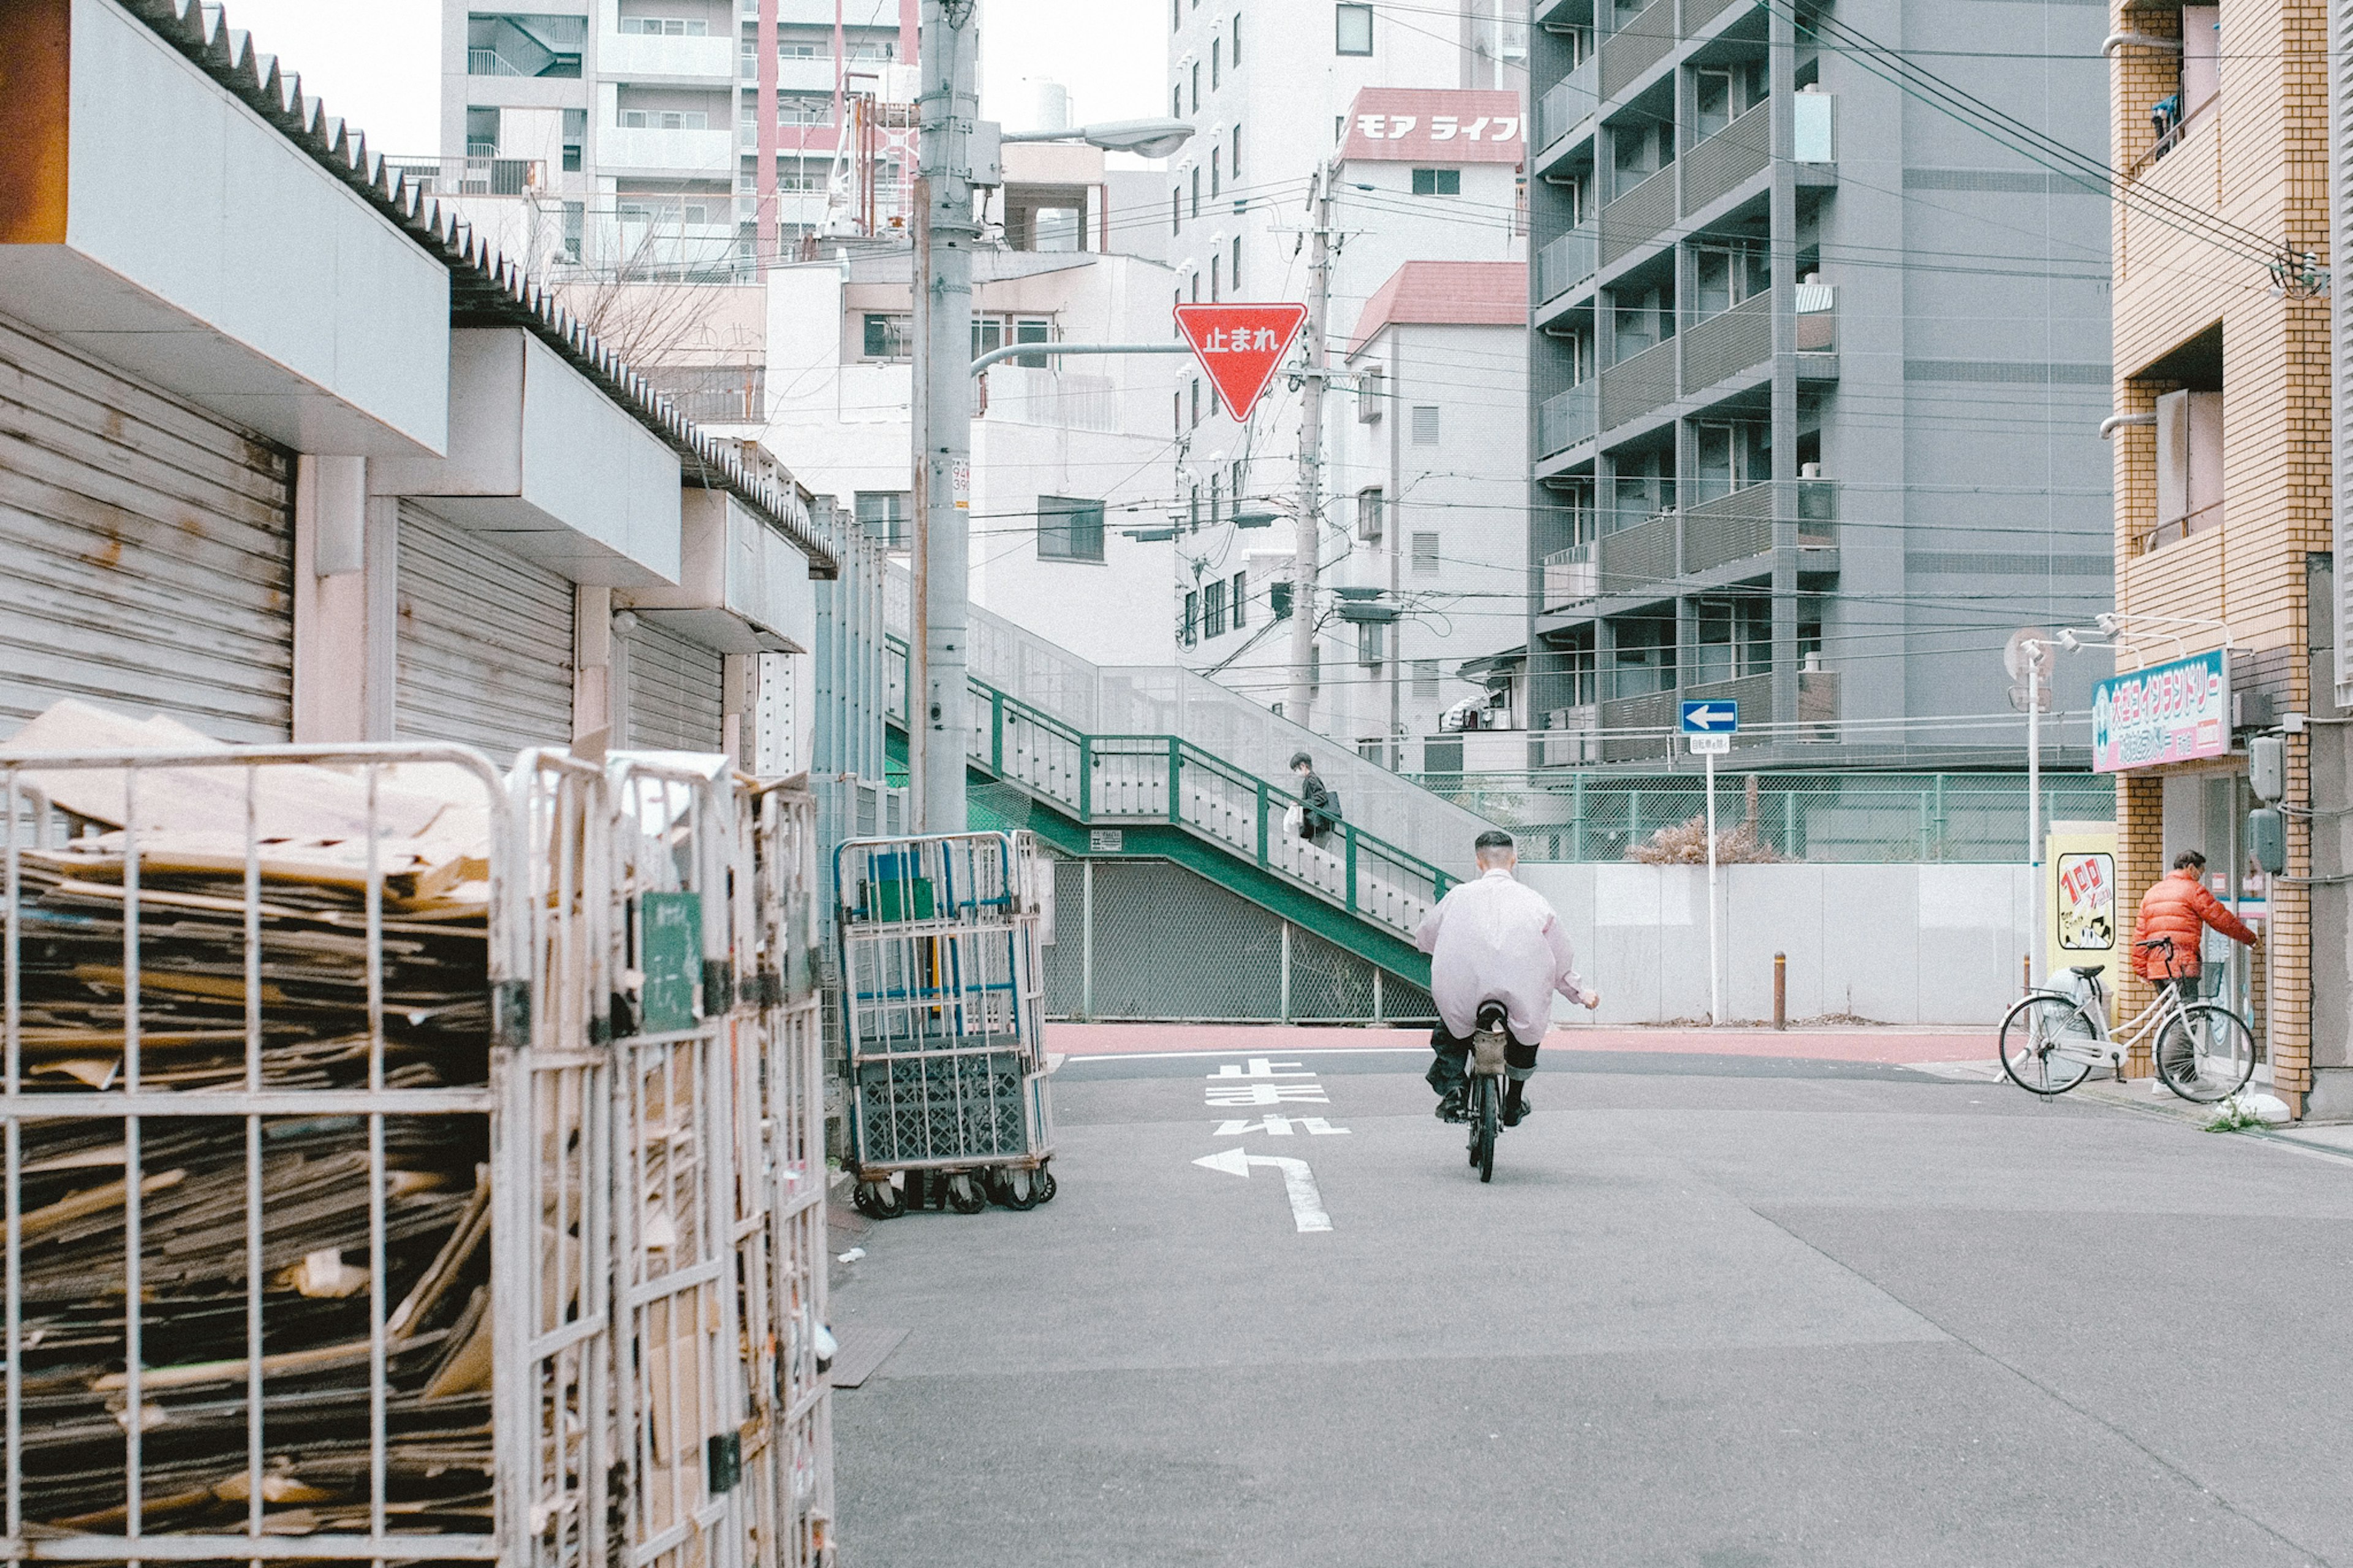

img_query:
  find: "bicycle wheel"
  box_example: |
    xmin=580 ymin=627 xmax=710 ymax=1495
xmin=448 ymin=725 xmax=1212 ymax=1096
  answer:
xmin=1476 ymin=1077 xmax=1498 ymax=1183
xmin=2156 ymin=1003 xmax=2258 ymax=1104
xmin=1998 ymin=994 xmax=2099 ymax=1096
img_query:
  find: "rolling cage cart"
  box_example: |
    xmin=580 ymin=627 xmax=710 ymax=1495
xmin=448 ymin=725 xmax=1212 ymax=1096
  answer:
xmin=0 ymin=740 xmax=835 ymax=1568
xmin=833 ymin=831 xmax=1055 ymax=1219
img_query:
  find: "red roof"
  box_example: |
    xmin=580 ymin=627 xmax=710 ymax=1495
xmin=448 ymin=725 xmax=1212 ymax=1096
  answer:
xmin=1347 ymin=261 xmax=1527 ymax=357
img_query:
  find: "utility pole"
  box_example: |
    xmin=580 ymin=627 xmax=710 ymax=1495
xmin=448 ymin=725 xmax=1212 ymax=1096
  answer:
xmin=1287 ymin=167 xmax=1335 ymax=726
xmin=911 ymin=0 xmax=976 ymax=833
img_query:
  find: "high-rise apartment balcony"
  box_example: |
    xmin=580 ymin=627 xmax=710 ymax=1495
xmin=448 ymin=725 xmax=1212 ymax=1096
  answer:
xmin=773 ymin=55 xmax=838 ymax=94
xmin=1592 ymin=284 xmax=1837 ymax=441
xmin=1593 ymin=92 xmax=1836 ymax=280
xmin=1543 ymin=543 xmax=1597 ymax=610
xmin=1597 ymin=0 xmax=1673 ymax=98
xmin=602 ymin=28 xmax=734 ymax=82
xmin=1578 ymin=480 xmax=1839 ymax=604
xmin=1680 ymin=100 xmax=1769 ymax=216
xmin=1536 ymin=224 xmax=1598 ymax=308
xmin=1538 ymin=381 xmax=1597 ymax=458
xmin=601 ymin=124 xmax=735 ymax=176
xmin=1535 ymin=56 xmax=1598 ymax=161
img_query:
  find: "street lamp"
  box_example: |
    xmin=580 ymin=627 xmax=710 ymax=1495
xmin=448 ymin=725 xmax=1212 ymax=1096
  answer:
xmin=1001 ymin=118 xmax=1197 ymax=158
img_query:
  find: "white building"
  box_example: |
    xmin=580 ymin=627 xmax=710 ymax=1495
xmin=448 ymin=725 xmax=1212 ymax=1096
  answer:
xmin=761 ymin=235 xmax=1183 ymax=668
xmin=1159 ymin=2 xmax=1529 ymax=748
xmin=433 ymin=0 xmax=920 ymax=286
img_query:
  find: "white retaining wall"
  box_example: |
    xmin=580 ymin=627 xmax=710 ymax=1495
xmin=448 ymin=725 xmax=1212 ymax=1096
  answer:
xmin=1516 ymin=862 xmax=2036 ymax=1028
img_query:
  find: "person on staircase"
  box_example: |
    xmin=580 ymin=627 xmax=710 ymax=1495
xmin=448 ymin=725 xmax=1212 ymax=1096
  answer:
xmin=1289 ymin=752 xmax=1338 ymax=846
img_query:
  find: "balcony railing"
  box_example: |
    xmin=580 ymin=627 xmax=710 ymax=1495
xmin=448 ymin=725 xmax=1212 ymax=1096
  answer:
xmin=1543 ymin=543 xmax=1597 ymax=610
xmin=1680 ymin=292 xmax=1771 ymax=393
xmin=384 ymin=154 xmax=545 ymax=197
xmin=1599 ymin=162 xmax=1676 ymax=267
xmin=1598 ymin=0 xmax=1673 ymax=99
xmin=1683 ymin=0 xmax=1746 ymax=34
xmin=1599 ymin=335 xmax=1677 ymax=431
xmin=1537 ymin=56 xmax=1599 ymax=150
xmin=1599 ymin=690 xmax=1678 ymax=762
xmin=1596 ymin=510 xmax=1678 ymax=594
xmin=1681 ymin=99 xmax=1770 ymax=216
xmin=468 ymin=47 xmax=524 ymax=75
xmin=1536 ymin=224 xmax=1598 ymax=304
xmin=1576 ymin=482 xmax=1841 ymax=596
xmin=1538 ymin=382 xmax=1597 ymax=457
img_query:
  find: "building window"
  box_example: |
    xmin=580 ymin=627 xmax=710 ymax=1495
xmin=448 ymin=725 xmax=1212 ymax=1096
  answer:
xmin=1231 ymin=122 xmax=1243 ymax=178
xmin=1233 ymin=10 xmax=1243 ymax=64
xmin=1412 ymin=659 xmax=1440 ymax=700
xmin=1189 ymin=483 xmax=1201 ymax=532
xmin=1410 ymin=167 xmax=1461 ymax=196
xmin=562 ymin=107 xmax=585 ymax=171
xmin=1172 ymin=188 xmax=1181 ymax=235
xmin=1357 ymin=486 xmax=1384 ymax=542
xmin=1204 ymin=578 xmax=1228 ymax=638
xmin=1192 ymin=378 xmax=1202 ymax=426
xmin=1209 ymin=472 xmax=1224 ymax=528
xmin=620 ymin=14 xmax=707 ymax=34
xmin=862 ymin=312 xmax=913 ymax=359
xmin=855 ymin=491 xmax=911 ymax=547
xmin=1358 ymin=621 xmax=1385 ymax=666
xmin=2151 ymin=387 xmax=2224 ymax=550
xmin=466 ymin=105 xmax=501 ymax=157
xmin=1411 ymin=405 xmax=1440 ymax=445
xmin=1191 ymin=60 xmax=1202 ymax=113
xmin=1191 ymin=165 xmax=1201 ymax=217
xmin=1183 ymin=590 xmax=1200 ymax=646
xmin=1014 ymin=317 xmax=1053 ymax=368
xmin=1335 ymin=2 xmax=1373 ymax=55
xmin=620 ymin=108 xmax=710 ymax=129
xmin=1213 ymin=37 xmax=1222 ymax=88
xmin=1210 ymin=255 xmax=1221 ymax=301
xmin=1270 ymin=580 xmax=1293 ymax=621
xmin=1232 ymin=569 xmax=1248 ymax=626
xmin=1232 ymin=235 xmax=1242 ymax=291
xmin=1693 ymin=241 xmax=1770 ymax=318
xmin=1172 ymin=82 xmax=1184 ymax=119
xmin=1211 ymin=148 xmax=1221 ymax=197
xmin=1173 ymin=391 xmax=1183 ymax=437
xmin=1358 ymin=365 xmax=1385 ymax=422
xmin=560 ymin=200 xmax=585 ymax=262
xmin=1172 ymin=0 xmax=1180 ymax=29
xmin=1412 ymin=531 xmax=1440 ymax=576
xmin=1039 ymin=495 xmax=1107 ymax=561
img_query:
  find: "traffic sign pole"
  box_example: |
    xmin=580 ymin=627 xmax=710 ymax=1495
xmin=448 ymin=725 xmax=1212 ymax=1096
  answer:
xmin=1704 ymin=739 xmax=1721 ymax=1026
xmin=1679 ymin=699 xmax=1738 ymax=1027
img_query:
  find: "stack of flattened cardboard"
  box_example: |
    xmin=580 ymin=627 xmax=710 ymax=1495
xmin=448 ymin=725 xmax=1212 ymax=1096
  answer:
xmin=4 ymin=702 xmax=516 ymax=1537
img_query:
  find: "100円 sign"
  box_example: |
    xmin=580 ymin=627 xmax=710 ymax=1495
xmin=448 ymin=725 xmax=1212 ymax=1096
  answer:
xmin=2091 ymin=649 xmax=2230 ymax=773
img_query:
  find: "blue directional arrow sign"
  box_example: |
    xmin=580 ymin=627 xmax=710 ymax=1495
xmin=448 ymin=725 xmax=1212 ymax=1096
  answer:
xmin=1680 ymin=699 xmax=1739 ymax=735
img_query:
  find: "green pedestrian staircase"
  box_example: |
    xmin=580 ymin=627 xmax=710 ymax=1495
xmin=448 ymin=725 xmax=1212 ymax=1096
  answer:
xmin=879 ymin=618 xmax=1502 ymax=994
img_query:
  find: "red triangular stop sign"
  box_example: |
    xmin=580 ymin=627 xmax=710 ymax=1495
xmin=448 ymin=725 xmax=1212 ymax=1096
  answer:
xmin=1174 ymin=303 xmax=1308 ymax=420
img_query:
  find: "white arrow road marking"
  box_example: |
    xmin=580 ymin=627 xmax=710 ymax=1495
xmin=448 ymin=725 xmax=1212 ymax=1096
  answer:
xmin=1193 ymin=1146 xmax=1333 ymax=1232
xmin=1212 ymin=1115 xmax=1351 ymax=1137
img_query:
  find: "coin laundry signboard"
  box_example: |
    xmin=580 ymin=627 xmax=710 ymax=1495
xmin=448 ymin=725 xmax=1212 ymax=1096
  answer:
xmin=1173 ymin=303 xmax=1309 ymax=421
xmin=2090 ymin=650 xmax=2231 ymax=773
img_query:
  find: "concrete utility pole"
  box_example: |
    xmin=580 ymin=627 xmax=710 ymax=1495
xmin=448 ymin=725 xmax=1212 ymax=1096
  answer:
xmin=1287 ymin=167 xmax=1335 ymax=726
xmin=912 ymin=0 xmax=977 ymax=833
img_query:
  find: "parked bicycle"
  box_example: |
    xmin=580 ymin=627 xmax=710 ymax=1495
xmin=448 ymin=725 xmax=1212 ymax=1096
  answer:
xmin=1997 ymin=937 xmax=2257 ymax=1102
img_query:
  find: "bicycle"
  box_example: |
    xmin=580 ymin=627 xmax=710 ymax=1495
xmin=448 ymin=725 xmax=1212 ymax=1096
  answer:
xmin=1996 ymin=937 xmax=2258 ymax=1103
xmin=1463 ymin=1001 xmax=1510 ymax=1183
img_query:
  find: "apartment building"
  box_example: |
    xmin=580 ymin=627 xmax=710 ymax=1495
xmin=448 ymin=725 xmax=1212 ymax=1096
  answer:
xmin=438 ymin=0 xmax=918 ymax=284
xmin=1526 ymin=0 xmax=2112 ymax=767
xmin=1165 ymin=0 xmax=1529 ymax=738
xmin=2105 ymin=1 xmax=2341 ymax=1113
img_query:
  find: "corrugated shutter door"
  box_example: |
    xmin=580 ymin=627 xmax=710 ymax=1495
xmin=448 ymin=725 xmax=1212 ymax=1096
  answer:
xmin=396 ymin=504 xmax=575 ymax=758
xmin=627 ymin=621 xmax=724 ymax=751
xmin=0 ymin=314 xmax=294 ymax=740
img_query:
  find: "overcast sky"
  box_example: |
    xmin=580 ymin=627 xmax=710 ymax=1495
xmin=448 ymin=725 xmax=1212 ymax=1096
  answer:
xmin=217 ymin=0 xmax=1164 ymax=159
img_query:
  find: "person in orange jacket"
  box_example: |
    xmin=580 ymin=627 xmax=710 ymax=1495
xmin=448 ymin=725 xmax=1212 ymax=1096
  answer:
xmin=2131 ymin=849 xmax=2259 ymax=1004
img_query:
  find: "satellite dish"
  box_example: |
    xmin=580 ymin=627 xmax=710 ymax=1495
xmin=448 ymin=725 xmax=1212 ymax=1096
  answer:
xmin=2004 ymin=628 xmax=2056 ymax=683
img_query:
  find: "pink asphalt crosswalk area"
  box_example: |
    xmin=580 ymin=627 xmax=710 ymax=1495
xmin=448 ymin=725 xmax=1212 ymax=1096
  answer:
xmin=1044 ymin=1022 xmax=1992 ymax=1065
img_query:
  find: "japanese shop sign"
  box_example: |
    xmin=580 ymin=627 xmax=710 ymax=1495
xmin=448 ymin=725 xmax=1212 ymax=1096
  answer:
xmin=1338 ymin=88 xmax=1524 ymax=162
xmin=2090 ymin=650 xmax=2231 ymax=773
xmin=1173 ymin=303 xmax=1308 ymax=420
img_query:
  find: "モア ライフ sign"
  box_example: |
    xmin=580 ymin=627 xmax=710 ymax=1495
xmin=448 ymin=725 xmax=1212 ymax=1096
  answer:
xmin=1173 ymin=303 xmax=1308 ymax=421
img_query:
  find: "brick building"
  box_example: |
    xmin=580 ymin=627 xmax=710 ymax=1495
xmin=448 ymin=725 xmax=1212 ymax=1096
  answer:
xmin=2104 ymin=1 xmax=2334 ymax=1107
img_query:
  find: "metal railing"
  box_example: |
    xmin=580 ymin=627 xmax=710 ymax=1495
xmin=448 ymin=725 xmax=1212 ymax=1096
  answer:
xmin=1682 ymin=0 xmax=1750 ymax=34
xmin=1538 ymin=381 xmax=1597 ymax=456
xmin=1681 ymin=99 xmax=1771 ymax=214
xmin=1543 ymin=543 xmax=1597 ymax=609
xmin=384 ymin=154 xmax=544 ymax=197
xmin=1536 ymin=224 xmax=1599 ymax=303
xmin=1537 ymin=56 xmax=1599 ymax=149
xmin=1408 ymin=769 xmax=2117 ymax=865
xmin=1681 ymin=290 xmax=1772 ymax=392
xmin=884 ymin=634 xmax=1460 ymax=946
xmin=1599 ymin=0 xmax=1674 ymax=97
xmin=468 ymin=46 xmax=523 ymax=75
xmin=1587 ymin=480 xmax=1840 ymax=593
xmin=1600 ymin=161 xmax=1677 ymax=267
xmin=1599 ymin=333 xmax=1678 ymax=430
xmin=1597 ymin=509 xmax=1679 ymax=593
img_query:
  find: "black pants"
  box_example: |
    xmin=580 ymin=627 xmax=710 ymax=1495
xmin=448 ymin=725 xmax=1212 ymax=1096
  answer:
xmin=1426 ymin=1021 xmax=1541 ymax=1098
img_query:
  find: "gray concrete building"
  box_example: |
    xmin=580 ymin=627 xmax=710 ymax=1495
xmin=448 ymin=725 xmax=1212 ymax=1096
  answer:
xmin=1525 ymin=0 xmax=2112 ymax=767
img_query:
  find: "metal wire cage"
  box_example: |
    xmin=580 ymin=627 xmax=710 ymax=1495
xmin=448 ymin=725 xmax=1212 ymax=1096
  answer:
xmin=0 ymin=744 xmax=834 ymax=1568
xmin=833 ymin=834 xmax=1051 ymax=1181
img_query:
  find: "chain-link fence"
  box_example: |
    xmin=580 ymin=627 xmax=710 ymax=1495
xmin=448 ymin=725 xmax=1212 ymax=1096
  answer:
xmin=1411 ymin=771 xmax=2115 ymax=863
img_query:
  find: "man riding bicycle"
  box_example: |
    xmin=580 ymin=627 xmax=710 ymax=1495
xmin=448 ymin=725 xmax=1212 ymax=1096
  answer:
xmin=1416 ymin=830 xmax=1600 ymax=1127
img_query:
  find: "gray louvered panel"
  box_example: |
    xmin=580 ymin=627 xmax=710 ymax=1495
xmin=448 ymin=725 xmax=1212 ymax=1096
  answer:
xmin=627 ymin=619 xmax=725 ymax=752
xmin=395 ymin=504 xmax=575 ymax=759
xmin=0 ymin=312 xmax=294 ymax=741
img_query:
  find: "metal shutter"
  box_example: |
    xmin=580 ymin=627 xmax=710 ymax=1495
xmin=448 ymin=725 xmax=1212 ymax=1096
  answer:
xmin=0 ymin=312 xmax=294 ymax=740
xmin=395 ymin=504 xmax=575 ymax=759
xmin=627 ymin=620 xmax=724 ymax=751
